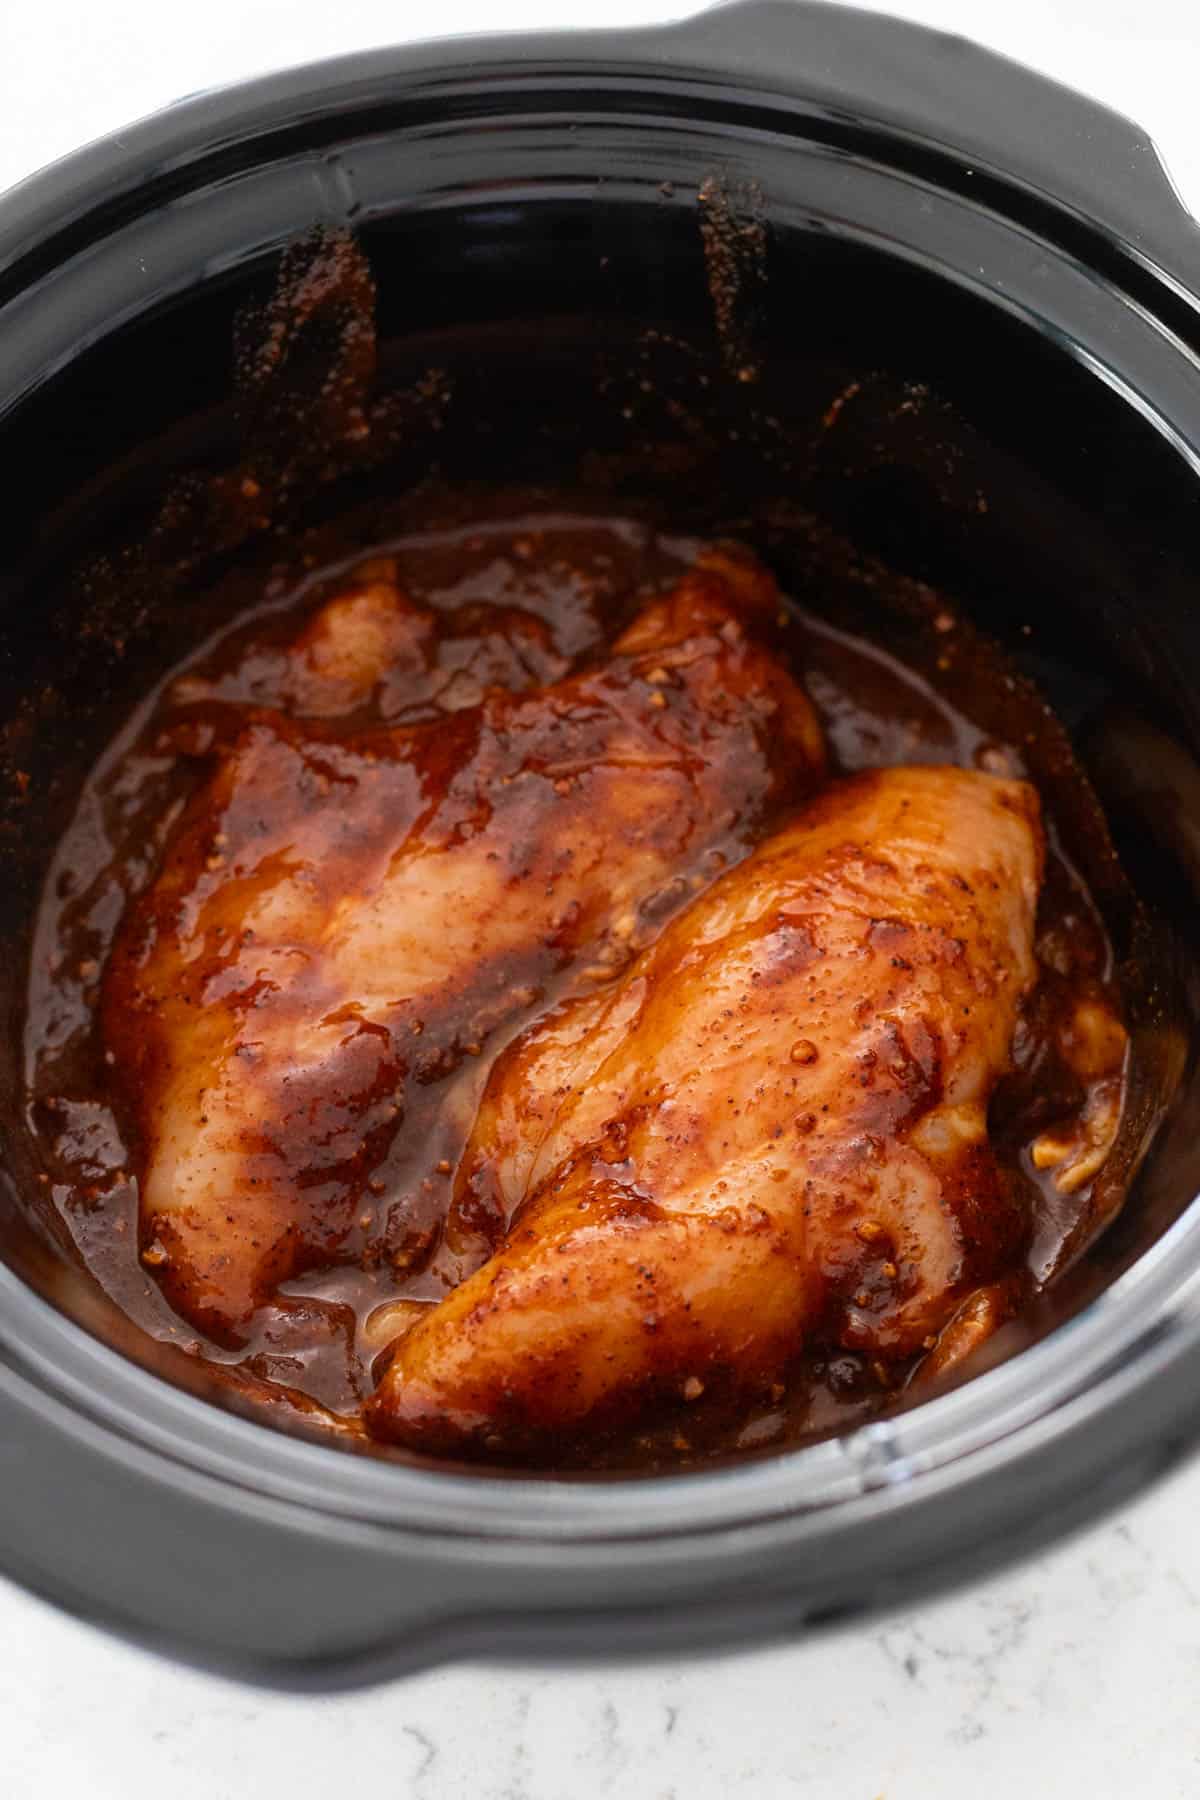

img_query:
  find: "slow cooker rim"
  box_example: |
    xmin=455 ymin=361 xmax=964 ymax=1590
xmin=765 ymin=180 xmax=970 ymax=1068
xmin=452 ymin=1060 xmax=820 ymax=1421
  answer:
xmin=3 ymin=1190 xmax=1200 ymax=1548
xmin=2 ymin=0 xmax=1199 ymax=305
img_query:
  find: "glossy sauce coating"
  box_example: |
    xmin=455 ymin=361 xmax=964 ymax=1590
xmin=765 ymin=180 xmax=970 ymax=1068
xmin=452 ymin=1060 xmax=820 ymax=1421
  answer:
xmin=370 ymin=766 xmax=1042 ymax=1457
xmin=102 ymin=549 xmax=824 ymax=1346
xmin=23 ymin=508 xmax=1129 ymax=1464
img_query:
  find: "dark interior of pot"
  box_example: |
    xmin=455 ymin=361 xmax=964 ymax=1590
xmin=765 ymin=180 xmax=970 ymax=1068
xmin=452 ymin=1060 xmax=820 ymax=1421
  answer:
xmin=2 ymin=124 xmax=1199 ymax=1466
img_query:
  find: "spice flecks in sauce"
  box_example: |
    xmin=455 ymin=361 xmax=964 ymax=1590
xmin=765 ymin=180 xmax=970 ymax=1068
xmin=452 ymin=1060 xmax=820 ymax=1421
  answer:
xmin=22 ymin=506 xmax=1128 ymax=1467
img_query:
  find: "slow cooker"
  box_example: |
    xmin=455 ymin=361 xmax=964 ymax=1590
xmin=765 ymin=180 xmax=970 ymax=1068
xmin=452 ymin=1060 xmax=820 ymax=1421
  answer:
xmin=1 ymin=0 xmax=1200 ymax=1686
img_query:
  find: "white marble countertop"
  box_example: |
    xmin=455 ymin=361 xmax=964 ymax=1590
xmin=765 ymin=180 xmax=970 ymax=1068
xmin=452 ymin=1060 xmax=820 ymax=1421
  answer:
xmin=3 ymin=1 xmax=1200 ymax=1794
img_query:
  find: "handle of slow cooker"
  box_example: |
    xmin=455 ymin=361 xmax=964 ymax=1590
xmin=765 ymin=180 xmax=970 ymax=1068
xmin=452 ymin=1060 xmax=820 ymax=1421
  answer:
xmin=666 ymin=0 xmax=1200 ymax=290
